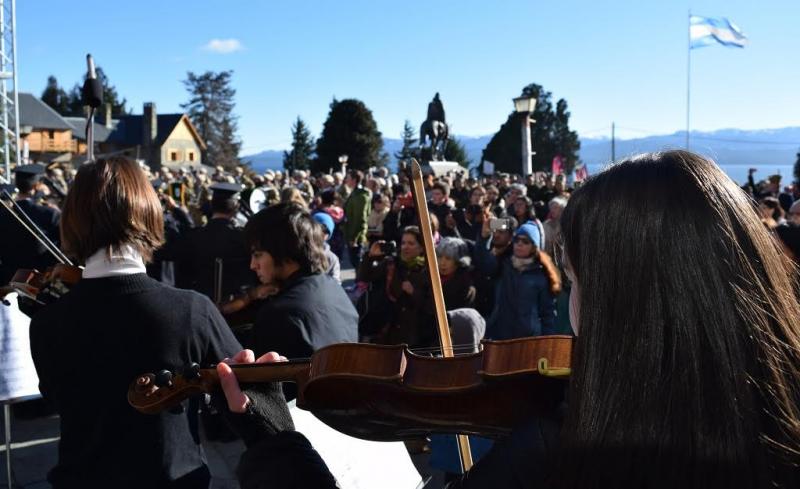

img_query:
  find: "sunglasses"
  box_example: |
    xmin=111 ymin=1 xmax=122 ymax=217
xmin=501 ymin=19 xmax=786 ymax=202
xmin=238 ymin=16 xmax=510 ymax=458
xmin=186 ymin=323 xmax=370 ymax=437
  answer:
xmin=513 ymin=237 xmax=532 ymax=245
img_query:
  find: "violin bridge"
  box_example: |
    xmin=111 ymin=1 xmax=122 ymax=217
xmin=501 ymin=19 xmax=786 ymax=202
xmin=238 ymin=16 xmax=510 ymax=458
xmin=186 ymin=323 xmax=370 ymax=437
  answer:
xmin=537 ymin=357 xmax=571 ymax=378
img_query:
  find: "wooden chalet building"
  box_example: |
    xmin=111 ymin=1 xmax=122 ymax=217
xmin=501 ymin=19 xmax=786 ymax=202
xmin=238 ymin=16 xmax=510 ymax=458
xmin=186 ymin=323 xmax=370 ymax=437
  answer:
xmin=15 ymin=94 xmax=206 ymax=171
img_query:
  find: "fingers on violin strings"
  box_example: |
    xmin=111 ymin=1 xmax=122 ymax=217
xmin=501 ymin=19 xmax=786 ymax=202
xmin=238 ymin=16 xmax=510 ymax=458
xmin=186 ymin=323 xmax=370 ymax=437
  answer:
xmin=255 ymin=351 xmax=288 ymax=364
xmin=216 ymin=362 xmax=249 ymax=413
xmin=230 ymin=349 xmax=255 ymax=364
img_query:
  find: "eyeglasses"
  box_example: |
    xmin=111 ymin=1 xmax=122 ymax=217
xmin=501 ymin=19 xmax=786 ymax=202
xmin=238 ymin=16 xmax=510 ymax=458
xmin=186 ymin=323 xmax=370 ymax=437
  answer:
xmin=513 ymin=237 xmax=532 ymax=245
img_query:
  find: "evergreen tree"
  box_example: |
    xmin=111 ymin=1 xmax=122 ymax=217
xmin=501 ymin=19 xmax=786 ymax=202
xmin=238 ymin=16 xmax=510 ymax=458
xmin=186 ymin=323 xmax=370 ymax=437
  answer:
xmin=40 ymin=76 xmax=70 ymax=115
xmin=444 ymin=136 xmax=471 ymax=168
xmin=64 ymin=66 xmax=129 ymax=117
xmin=794 ymin=149 xmax=800 ymax=185
xmin=182 ymin=70 xmax=242 ymax=169
xmin=283 ymin=117 xmax=315 ymax=171
xmin=395 ymin=120 xmax=419 ymax=163
xmin=314 ymin=98 xmax=384 ymax=172
xmin=553 ymin=99 xmax=580 ymax=175
xmin=482 ymin=83 xmax=578 ymax=175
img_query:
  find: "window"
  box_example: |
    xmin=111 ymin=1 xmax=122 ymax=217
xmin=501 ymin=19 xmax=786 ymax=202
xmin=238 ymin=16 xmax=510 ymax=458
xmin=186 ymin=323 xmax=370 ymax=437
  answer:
xmin=188 ymin=151 xmax=194 ymax=162
xmin=170 ymin=151 xmax=178 ymax=161
xmin=48 ymin=130 xmax=54 ymax=139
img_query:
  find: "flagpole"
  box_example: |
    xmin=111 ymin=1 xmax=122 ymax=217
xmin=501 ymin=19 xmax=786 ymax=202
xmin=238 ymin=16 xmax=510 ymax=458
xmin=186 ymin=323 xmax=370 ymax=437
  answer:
xmin=686 ymin=9 xmax=691 ymax=150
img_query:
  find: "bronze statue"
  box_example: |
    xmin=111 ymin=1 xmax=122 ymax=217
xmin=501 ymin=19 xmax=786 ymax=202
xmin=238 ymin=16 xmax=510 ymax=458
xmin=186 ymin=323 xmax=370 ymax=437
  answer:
xmin=419 ymin=93 xmax=449 ymax=161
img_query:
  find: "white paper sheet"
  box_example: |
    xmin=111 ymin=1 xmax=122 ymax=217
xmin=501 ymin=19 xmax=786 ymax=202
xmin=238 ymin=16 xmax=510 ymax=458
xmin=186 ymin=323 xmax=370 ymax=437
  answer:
xmin=290 ymin=405 xmax=423 ymax=489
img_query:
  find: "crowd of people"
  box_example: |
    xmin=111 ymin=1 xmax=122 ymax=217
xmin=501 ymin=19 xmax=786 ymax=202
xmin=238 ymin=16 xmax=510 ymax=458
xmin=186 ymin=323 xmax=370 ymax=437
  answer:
xmin=1 ymin=150 xmax=800 ymax=488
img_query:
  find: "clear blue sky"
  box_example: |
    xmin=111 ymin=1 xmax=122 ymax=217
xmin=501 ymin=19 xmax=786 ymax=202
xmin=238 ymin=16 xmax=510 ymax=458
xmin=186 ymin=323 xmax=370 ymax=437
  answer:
xmin=18 ymin=0 xmax=800 ymax=153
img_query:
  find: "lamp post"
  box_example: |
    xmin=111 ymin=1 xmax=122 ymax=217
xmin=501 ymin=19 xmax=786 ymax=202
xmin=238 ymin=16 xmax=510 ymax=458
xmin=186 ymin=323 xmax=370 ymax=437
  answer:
xmin=513 ymin=93 xmax=537 ymax=177
xmin=338 ymin=154 xmax=349 ymax=174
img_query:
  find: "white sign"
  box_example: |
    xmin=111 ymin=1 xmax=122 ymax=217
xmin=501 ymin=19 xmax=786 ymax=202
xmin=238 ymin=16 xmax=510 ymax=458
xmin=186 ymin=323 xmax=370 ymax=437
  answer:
xmin=483 ymin=161 xmax=495 ymax=175
xmin=290 ymin=404 xmax=423 ymax=488
xmin=0 ymin=293 xmax=41 ymax=402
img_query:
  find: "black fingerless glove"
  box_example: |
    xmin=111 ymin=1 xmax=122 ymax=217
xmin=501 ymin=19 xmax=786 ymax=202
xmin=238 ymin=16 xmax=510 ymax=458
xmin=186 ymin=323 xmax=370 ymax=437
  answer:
xmin=214 ymin=381 xmax=295 ymax=447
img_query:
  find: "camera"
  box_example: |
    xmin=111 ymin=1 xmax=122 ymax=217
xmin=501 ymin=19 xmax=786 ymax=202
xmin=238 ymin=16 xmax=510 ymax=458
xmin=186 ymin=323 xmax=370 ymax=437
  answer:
xmin=380 ymin=240 xmax=398 ymax=256
xmin=489 ymin=218 xmax=512 ymax=232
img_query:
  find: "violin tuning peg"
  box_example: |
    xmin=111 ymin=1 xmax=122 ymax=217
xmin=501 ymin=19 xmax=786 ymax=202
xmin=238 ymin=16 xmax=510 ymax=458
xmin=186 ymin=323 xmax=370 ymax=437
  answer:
xmin=168 ymin=403 xmax=185 ymax=415
xmin=183 ymin=363 xmax=201 ymax=380
xmin=154 ymin=369 xmax=174 ymax=388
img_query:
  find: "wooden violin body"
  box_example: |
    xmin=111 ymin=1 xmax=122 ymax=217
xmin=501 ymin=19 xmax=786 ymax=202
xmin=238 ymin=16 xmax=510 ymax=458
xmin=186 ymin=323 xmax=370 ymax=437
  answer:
xmin=128 ymin=335 xmax=572 ymax=441
xmin=4 ymin=264 xmax=82 ymax=316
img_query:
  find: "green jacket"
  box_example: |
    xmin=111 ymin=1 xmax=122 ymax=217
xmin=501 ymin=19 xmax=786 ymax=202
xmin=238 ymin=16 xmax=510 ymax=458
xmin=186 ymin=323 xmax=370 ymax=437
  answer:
xmin=343 ymin=186 xmax=371 ymax=244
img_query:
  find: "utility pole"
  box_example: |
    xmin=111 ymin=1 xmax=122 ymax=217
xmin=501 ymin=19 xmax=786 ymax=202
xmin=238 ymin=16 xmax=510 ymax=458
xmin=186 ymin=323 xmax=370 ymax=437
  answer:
xmin=611 ymin=122 xmax=616 ymax=163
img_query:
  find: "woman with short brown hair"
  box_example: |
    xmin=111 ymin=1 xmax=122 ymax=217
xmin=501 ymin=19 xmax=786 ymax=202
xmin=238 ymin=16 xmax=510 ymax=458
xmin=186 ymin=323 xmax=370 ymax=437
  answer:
xmin=30 ymin=157 xmax=242 ymax=489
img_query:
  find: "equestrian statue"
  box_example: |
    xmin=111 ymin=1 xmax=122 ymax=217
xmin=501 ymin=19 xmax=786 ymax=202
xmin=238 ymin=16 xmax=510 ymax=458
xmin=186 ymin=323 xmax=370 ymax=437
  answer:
xmin=419 ymin=93 xmax=449 ymax=161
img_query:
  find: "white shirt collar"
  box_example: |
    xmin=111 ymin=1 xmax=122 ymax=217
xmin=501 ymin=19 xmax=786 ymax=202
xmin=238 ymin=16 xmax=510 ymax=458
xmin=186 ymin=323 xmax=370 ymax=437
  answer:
xmin=82 ymin=244 xmax=147 ymax=278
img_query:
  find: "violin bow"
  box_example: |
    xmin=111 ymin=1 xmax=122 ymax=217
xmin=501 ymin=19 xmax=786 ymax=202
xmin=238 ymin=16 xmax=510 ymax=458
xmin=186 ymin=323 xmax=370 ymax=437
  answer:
xmin=0 ymin=189 xmax=72 ymax=265
xmin=408 ymin=159 xmax=474 ymax=472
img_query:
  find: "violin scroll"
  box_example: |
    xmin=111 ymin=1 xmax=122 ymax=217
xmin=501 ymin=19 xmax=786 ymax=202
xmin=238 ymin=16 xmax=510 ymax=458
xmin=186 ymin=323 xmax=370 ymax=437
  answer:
xmin=128 ymin=367 xmax=216 ymax=415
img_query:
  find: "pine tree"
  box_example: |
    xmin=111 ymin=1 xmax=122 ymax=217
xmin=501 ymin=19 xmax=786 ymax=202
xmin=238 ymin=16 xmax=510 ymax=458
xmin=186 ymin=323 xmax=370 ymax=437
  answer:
xmin=182 ymin=70 xmax=242 ymax=169
xmin=41 ymin=76 xmax=70 ymax=115
xmin=553 ymin=99 xmax=580 ymax=175
xmin=444 ymin=136 xmax=471 ymax=168
xmin=283 ymin=117 xmax=315 ymax=171
xmin=394 ymin=120 xmax=419 ymax=163
xmin=482 ymin=83 xmax=578 ymax=175
xmin=314 ymin=98 xmax=384 ymax=172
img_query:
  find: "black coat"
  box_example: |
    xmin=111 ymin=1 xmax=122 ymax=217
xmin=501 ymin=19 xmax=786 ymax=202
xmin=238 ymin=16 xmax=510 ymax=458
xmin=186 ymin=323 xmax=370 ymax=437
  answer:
xmin=29 ymin=274 xmax=242 ymax=488
xmin=173 ymin=217 xmax=256 ymax=301
xmin=0 ymin=198 xmax=60 ymax=283
xmin=252 ymin=272 xmax=358 ymax=361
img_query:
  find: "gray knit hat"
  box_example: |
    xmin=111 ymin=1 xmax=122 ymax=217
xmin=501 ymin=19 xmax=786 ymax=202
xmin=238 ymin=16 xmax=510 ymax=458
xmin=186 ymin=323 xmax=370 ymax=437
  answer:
xmin=436 ymin=237 xmax=471 ymax=268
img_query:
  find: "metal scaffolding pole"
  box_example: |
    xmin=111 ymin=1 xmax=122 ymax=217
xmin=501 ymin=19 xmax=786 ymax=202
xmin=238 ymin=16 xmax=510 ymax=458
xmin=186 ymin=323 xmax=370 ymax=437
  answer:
xmin=0 ymin=0 xmax=19 ymax=184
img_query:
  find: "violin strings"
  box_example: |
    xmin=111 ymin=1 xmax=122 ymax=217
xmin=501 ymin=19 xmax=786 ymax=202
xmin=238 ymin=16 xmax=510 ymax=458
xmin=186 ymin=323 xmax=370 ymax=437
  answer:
xmin=407 ymin=342 xmax=482 ymax=355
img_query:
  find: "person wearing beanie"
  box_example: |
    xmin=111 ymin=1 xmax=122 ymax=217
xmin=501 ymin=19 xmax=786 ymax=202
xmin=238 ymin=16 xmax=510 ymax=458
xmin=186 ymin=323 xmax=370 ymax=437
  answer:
xmin=436 ymin=237 xmax=476 ymax=310
xmin=312 ymin=211 xmax=341 ymax=284
xmin=475 ymin=219 xmax=560 ymax=339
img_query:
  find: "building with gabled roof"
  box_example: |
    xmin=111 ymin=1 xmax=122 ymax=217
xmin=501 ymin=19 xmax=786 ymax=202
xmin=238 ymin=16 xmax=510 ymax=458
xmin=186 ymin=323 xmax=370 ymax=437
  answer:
xmin=99 ymin=102 xmax=207 ymax=170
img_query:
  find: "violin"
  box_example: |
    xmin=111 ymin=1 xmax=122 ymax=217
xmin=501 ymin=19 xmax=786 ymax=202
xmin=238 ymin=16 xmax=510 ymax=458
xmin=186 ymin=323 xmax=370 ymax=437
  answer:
xmin=6 ymin=264 xmax=82 ymax=305
xmin=1 ymin=189 xmax=81 ymax=316
xmin=217 ymin=283 xmax=278 ymax=316
xmin=128 ymin=335 xmax=572 ymax=440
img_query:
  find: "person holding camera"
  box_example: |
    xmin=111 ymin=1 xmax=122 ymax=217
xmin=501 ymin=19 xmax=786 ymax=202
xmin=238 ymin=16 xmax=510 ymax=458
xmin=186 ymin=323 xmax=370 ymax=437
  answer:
xmin=475 ymin=210 xmax=560 ymax=339
xmin=358 ymin=225 xmax=435 ymax=347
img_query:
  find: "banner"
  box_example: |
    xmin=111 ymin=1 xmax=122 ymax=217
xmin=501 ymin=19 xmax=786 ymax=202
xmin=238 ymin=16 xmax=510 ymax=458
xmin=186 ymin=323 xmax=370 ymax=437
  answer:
xmin=551 ymin=155 xmax=564 ymax=175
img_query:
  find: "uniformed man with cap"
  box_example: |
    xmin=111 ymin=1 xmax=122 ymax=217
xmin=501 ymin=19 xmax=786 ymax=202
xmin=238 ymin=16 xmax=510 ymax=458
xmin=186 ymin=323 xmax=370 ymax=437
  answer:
xmin=174 ymin=182 xmax=256 ymax=302
xmin=0 ymin=164 xmax=61 ymax=283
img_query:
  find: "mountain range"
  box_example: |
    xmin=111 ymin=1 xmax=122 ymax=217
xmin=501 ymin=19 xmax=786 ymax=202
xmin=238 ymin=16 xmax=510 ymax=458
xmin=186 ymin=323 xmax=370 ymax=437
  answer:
xmin=243 ymin=127 xmax=800 ymax=176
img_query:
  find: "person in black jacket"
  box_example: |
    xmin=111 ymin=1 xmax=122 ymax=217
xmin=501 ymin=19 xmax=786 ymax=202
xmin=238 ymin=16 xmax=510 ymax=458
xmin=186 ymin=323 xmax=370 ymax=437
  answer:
xmin=173 ymin=182 xmax=257 ymax=302
xmin=29 ymin=157 xmax=242 ymax=489
xmin=243 ymin=202 xmax=358 ymax=398
xmin=0 ymin=164 xmax=61 ymax=284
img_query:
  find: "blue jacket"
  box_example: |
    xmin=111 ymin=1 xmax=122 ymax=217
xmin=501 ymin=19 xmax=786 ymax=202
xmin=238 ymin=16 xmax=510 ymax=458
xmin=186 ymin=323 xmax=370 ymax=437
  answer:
xmin=474 ymin=237 xmax=556 ymax=339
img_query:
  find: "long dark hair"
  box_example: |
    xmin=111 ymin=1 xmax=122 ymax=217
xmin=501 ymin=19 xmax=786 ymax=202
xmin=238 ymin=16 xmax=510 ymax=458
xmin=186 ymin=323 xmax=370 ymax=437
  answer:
xmin=556 ymin=151 xmax=800 ymax=488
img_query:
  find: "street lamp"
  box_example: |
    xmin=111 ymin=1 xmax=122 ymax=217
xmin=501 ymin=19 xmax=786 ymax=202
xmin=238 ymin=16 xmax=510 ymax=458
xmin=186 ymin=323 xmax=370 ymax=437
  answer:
xmin=338 ymin=154 xmax=349 ymax=174
xmin=513 ymin=93 xmax=537 ymax=177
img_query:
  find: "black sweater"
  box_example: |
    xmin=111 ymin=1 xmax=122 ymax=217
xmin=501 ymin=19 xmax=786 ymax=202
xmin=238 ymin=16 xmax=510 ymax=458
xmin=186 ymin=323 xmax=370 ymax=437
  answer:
xmin=29 ymin=274 xmax=242 ymax=489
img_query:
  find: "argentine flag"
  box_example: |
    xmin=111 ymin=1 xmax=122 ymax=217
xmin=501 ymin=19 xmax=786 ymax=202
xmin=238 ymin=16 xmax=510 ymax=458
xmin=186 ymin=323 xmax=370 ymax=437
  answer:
xmin=690 ymin=16 xmax=748 ymax=49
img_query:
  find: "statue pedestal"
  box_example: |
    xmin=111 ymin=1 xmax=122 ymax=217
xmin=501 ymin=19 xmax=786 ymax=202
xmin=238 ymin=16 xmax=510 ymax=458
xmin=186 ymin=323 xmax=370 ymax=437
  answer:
xmin=422 ymin=160 xmax=467 ymax=177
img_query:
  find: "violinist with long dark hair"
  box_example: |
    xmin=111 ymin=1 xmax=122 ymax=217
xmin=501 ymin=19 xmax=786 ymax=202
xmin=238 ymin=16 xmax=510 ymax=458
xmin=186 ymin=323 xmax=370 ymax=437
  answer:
xmin=29 ymin=157 xmax=241 ymax=489
xmin=216 ymin=151 xmax=800 ymax=489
